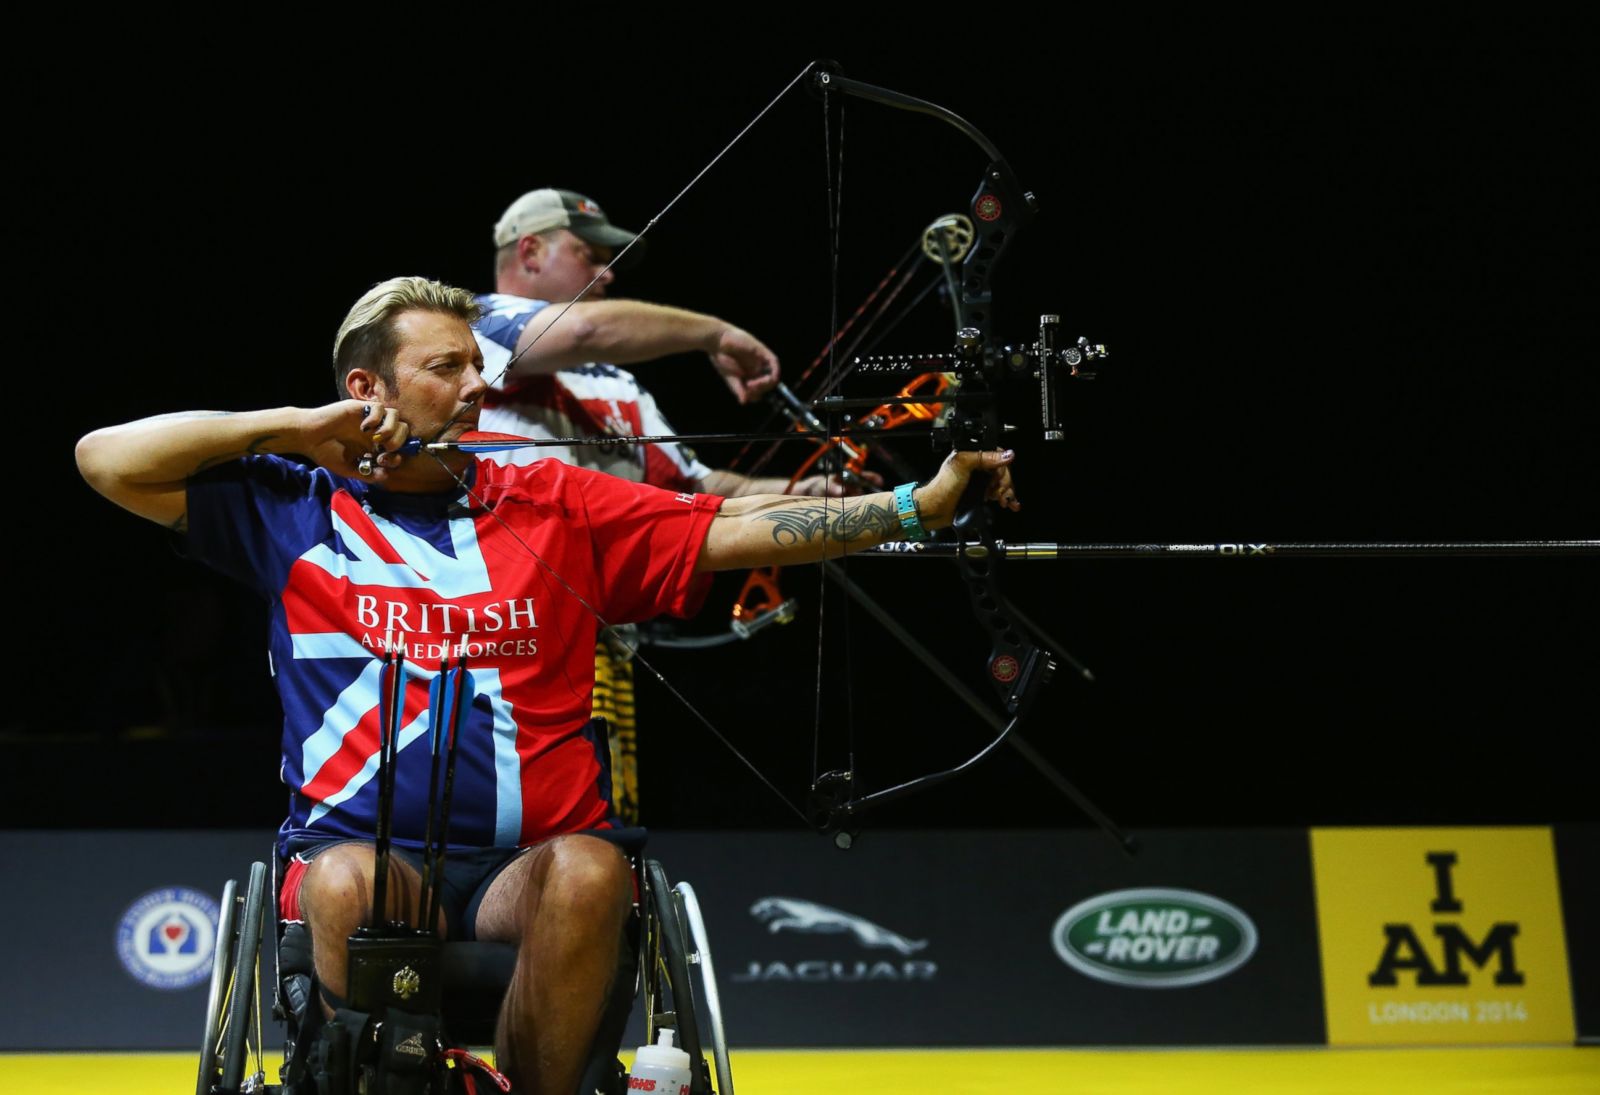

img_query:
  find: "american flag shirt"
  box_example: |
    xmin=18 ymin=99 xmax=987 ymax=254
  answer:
xmin=186 ymin=454 xmax=720 ymax=856
xmin=472 ymin=292 xmax=711 ymax=489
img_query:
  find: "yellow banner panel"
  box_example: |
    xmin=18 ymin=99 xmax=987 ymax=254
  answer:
xmin=1312 ymin=827 xmax=1574 ymax=1045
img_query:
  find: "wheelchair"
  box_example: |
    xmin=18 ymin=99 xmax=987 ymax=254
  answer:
xmin=195 ymin=850 xmax=734 ymax=1095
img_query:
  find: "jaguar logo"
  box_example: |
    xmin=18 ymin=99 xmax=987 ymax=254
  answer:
xmin=750 ymin=897 xmax=928 ymax=955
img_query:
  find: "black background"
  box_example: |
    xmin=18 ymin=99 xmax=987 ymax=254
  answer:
xmin=15 ymin=16 xmax=1598 ymax=835
xmin=1556 ymin=825 xmax=1600 ymax=1042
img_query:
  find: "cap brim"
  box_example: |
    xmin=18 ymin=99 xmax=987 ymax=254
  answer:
xmin=571 ymin=222 xmax=647 ymax=269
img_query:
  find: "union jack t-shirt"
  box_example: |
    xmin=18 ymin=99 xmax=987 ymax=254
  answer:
xmin=185 ymin=455 xmax=721 ymax=856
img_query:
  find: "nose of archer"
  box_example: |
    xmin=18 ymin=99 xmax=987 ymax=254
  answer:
xmin=462 ymin=362 xmax=488 ymax=404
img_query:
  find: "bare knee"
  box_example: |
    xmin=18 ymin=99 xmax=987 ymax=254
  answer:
xmin=300 ymin=844 xmax=380 ymax=940
xmin=531 ymin=837 xmax=631 ymax=931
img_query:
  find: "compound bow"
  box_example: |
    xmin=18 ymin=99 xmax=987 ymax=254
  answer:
xmin=400 ymin=62 xmax=1121 ymax=847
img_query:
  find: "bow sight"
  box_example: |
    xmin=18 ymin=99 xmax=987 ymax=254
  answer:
xmin=818 ymin=316 xmax=1108 ymax=451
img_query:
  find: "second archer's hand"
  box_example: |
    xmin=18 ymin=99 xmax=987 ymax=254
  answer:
xmin=709 ymin=325 xmax=782 ymax=404
xmin=914 ymin=450 xmax=1020 ymax=529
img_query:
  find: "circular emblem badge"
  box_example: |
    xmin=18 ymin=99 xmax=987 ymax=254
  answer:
xmin=975 ymin=194 xmax=1003 ymax=221
xmin=990 ymin=654 xmax=1020 ymax=683
xmin=1050 ymin=887 xmax=1259 ymax=988
xmin=116 ymin=886 xmax=220 ymax=990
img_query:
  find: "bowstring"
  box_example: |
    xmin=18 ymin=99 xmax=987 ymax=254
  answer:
xmin=813 ymin=75 xmax=833 ymax=790
xmin=832 ymin=83 xmax=858 ymax=791
xmin=814 ymin=76 xmax=857 ymax=794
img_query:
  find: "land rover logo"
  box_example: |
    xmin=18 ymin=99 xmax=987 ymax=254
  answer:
xmin=1051 ymin=887 xmax=1258 ymax=988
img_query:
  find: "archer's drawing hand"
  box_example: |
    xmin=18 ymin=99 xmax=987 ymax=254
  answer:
xmin=299 ymin=400 xmax=413 ymax=481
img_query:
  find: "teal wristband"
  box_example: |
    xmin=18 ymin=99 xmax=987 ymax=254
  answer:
xmin=894 ymin=482 xmax=930 ymax=542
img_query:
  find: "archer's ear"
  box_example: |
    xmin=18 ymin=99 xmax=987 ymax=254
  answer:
xmin=517 ymin=234 xmax=547 ymax=272
xmin=345 ymin=369 xmax=382 ymax=401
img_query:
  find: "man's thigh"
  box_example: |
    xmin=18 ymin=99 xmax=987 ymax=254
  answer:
xmin=286 ymin=840 xmax=459 ymax=938
xmin=471 ymin=833 xmax=632 ymax=943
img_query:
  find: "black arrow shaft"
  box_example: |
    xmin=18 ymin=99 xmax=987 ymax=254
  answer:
xmin=856 ymin=540 xmax=1600 ymax=559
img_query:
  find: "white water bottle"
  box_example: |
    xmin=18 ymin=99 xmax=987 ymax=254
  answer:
xmin=630 ymin=1028 xmax=693 ymax=1095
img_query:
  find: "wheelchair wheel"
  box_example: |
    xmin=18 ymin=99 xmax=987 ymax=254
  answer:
xmin=643 ymin=860 xmax=727 ymax=1095
xmin=196 ymin=879 xmax=238 ymax=1095
xmin=197 ymin=861 xmax=268 ymax=1094
xmin=673 ymin=881 xmax=734 ymax=1095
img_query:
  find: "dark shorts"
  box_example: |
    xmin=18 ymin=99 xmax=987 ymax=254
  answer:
xmin=279 ymin=827 xmax=647 ymax=942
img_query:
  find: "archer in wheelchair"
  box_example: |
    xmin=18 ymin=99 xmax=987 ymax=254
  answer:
xmin=74 ymin=276 xmax=1020 ymax=1094
xmin=196 ymin=648 xmax=734 ymax=1095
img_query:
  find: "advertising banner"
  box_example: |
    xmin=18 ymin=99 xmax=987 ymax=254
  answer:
xmin=2 ymin=827 xmax=1326 ymax=1050
xmin=648 ymin=828 xmax=1326 ymax=1046
xmin=0 ymin=830 xmax=274 ymax=1051
xmin=1310 ymin=827 xmax=1574 ymax=1045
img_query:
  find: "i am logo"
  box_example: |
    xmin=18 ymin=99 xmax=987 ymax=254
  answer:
xmin=1367 ymin=852 xmax=1524 ymax=987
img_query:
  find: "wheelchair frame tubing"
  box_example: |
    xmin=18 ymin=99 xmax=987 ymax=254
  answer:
xmin=196 ymin=878 xmax=240 ymax=1095
xmin=220 ymin=861 xmax=268 ymax=1092
xmin=645 ymin=860 xmax=713 ymax=1095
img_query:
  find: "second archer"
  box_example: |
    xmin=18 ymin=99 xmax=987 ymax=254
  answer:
xmin=473 ymin=187 xmax=881 ymax=822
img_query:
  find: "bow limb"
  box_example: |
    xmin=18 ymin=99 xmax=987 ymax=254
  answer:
xmin=809 ymin=564 xmax=1128 ymax=852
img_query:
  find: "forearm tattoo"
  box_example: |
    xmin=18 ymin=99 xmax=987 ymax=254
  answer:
xmin=759 ymin=498 xmax=900 ymax=546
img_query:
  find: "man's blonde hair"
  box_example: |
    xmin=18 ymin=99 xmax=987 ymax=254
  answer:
xmin=332 ymin=276 xmax=481 ymax=395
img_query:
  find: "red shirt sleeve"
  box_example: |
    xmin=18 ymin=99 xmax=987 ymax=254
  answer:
xmin=562 ymin=462 xmax=723 ymax=622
